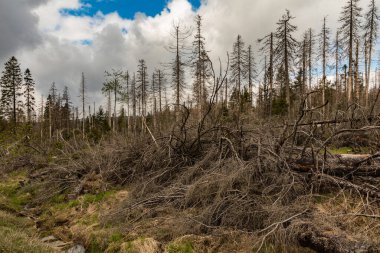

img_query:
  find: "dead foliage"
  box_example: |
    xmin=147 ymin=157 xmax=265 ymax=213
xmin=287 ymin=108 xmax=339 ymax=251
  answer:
xmin=12 ymin=88 xmax=380 ymax=252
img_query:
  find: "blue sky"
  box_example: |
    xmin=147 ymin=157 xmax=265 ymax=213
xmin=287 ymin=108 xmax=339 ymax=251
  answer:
xmin=63 ymin=0 xmax=201 ymax=18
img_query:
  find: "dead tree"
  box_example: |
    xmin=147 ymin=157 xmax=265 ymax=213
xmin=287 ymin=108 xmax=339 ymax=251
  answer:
xmin=334 ymin=31 xmax=341 ymax=109
xmin=169 ymin=23 xmax=190 ymax=115
xmin=80 ymin=72 xmax=86 ymax=137
xmin=137 ymin=60 xmax=148 ymax=133
xmin=191 ymin=15 xmax=210 ymax=119
xmin=244 ymin=45 xmax=256 ymax=105
xmin=230 ymin=35 xmax=246 ymax=112
xmin=258 ymin=32 xmax=274 ymax=116
xmin=274 ymin=10 xmax=298 ymax=114
xmin=339 ymin=0 xmax=362 ymax=105
xmin=354 ymin=39 xmax=360 ymax=103
xmin=319 ymin=17 xmax=331 ymax=117
xmin=103 ymin=70 xmax=123 ymax=132
xmin=308 ymin=28 xmax=315 ymax=107
xmin=363 ymin=0 xmax=379 ymax=107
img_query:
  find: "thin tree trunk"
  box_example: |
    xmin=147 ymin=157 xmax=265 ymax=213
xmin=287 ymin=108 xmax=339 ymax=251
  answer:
xmin=81 ymin=73 xmax=86 ymax=138
xmin=335 ymin=32 xmax=340 ymax=110
xmin=114 ymin=79 xmax=117 ymax=132
xmin=269 ymin=33 xmax=274 ymax=117
xmin=308 ymin=29 xmax=313 ymax=108
xmin=355 ymin=40 xmax=360 ymax=102
xmin=347 ymin=1 xmax=354 ymax=105
xmin=322 ymin=18 xmax=327 ymax=118
xmin=284 ymin=21 xmax=291 ymax=115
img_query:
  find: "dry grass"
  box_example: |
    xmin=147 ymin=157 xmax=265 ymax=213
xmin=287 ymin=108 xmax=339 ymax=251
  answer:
xmin=1 ymin=106 xmax=380 ymax=252
xmin=0 ymin=211 xmax=56 ymax=253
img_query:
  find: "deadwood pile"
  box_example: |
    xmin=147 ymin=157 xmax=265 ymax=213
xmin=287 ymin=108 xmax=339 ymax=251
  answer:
xmin=5 ymin=100 xmax=380 ymax=253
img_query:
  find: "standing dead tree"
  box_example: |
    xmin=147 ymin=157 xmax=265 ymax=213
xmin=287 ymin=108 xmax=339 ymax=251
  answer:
xmin=339 ymin=0 xmax=362 ymax=105
xmin=103 ymin=70 xmax=123 ymax=132
xmin=230 ymin=35 xmax=246 ymax=113
xmin=318 ymin=17 xmax=331 ymax=117
xmin=191 ymin=15 xmax=211 ymax=120
xmin=363 ymin=0 xmax=379 ymax=107
xmin=274 ymin=10 xmax=298 ymax=115
xmin=168 ymin=23 xmax=191 ymax=115
xmin=258 ymin=32 xmax=275 ymax=116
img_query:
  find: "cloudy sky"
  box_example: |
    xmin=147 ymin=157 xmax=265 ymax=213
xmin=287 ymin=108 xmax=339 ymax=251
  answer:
xmin=0 ymin=0 xmax=379 ymax=107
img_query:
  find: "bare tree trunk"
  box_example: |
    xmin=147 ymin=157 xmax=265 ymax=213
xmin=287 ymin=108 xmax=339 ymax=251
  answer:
xmin=269 ymin=33 xmax=274 ymax=117
xmin=335 ymin=32 xmax=340 ymax=110
xmin=40 ymin=95 xmax=44 ymax=140
xmin=132 ymin=74 xmax=137 ymax=135
xmin=81 ymin=72 xmax=85 ymax=138
xmin=308 ymin=29 xmax=313 ymax=108
xmin=322 ymin=19 xmax=327 ymax=118
xmin=354 ymin=40 xmax=360 ymax=103
xmin=152 ymin=73 xmax=157 ymax=131
xmin=248 ymin=45 xmax=253 ymax=106
xmin=347 ymin=4 xmax=353 ymax=105
xmin=49 ymin=99 xmax=52 ymax=139
xmin=107 ymin=90 xmax=111 ymax=129
xmin=364 ymin=41 xmax=369 ymax=108
xmin=176 ymin=26 xmax=180 ymax=114
xmin=114 ymin=79 xmax=118 ymax=132
xmin=284 ymin=21 xmax=291 ymax=115
xmin=225 ymin=78 xmax=228 ymax=108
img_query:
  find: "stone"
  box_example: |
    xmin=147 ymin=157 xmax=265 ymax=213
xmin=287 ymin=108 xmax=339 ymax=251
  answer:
xmin=66 ymin=245 xmax=86 ymax=253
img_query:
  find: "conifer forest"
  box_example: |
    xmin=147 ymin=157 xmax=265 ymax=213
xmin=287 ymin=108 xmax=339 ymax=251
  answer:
xmin=0 ymin=0 xmax=380 ymax=252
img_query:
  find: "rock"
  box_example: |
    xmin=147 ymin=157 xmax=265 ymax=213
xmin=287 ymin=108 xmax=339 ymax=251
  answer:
xmin=66 ymin=245 xmax=86 ymax=253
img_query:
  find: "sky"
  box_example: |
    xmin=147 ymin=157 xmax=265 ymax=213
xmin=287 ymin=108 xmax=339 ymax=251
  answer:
xmin=0 ymin=0 xmax=379 ymax=108
xmin=63 ymin=0 xmax=201 ymax=19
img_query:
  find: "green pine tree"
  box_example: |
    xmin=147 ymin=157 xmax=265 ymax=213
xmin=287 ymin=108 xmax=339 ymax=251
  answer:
xmin=0 ymin=56 xmax=23 ymax=131
xmin=23 ymin=68 xmax=36 ymax=123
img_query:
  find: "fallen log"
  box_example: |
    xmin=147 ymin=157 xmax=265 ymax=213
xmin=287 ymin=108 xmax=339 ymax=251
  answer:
xmin=317 ymin=173 xmax=380 ymax=199
xmin=290 ymin=161 xmax=380 ymax=177
xmin=297 ymin=222 xmax=373 ymax=253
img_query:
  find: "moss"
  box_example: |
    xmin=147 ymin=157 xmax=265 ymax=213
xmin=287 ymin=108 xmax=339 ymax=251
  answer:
xmin=328 ymin=147 xmax=353 ymax=154
xmin=82 ymin=191 xmax=115 ymax=206
xmin=88 ymin=239 xmax=106 ymax=253
xmin=68 ymin=199 xmax=80 ymax=208
xmin=0 ymin=176 xmax=31 ymax=211
xmin=78 ymin=213 xmax=99 ymax=225
xmin=167 ymin=241 xmax=194 ymax=253
xmin=51 ymin=201 xmax=77 ymax=211
xmin=50 ymin=190 xmax=116 ymax=211
xmin=109 ymin=232 xmax=124 ymax=243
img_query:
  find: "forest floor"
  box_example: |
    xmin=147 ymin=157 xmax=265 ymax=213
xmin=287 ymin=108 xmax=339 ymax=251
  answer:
xmin=0 ymin=168 xmax=319 ymax=253
xmin=1 ymin=129 xmax=380 ymax=252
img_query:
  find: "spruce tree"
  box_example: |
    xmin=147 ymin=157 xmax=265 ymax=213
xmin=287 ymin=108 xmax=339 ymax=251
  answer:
xmin=61 ymin=86 xmax=71 ymax=130
xmin=23 ymin=68 xmax=36 ymax=123
xmin=0 ymin=56 xmax=23 ymax=130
